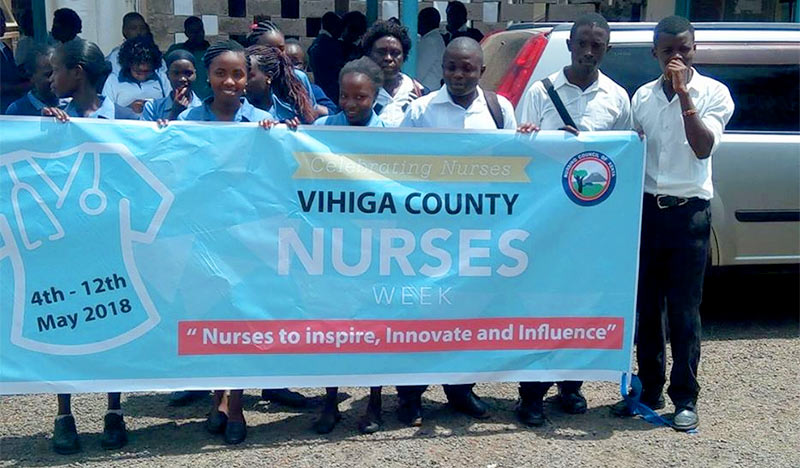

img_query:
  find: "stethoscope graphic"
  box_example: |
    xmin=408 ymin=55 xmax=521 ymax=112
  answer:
xmin=3 ymin=151 xmax=106 ymax=250
xmin=78 ymin=152 xmax=107 ymax=216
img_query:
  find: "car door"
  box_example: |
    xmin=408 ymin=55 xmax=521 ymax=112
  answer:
xmin=694 ymin=42 xmax=800 ymax=266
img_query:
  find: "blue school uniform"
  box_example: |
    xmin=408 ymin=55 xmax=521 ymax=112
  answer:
xmin=269 ymin=69 xmax=318 ymax=123
xmin=312 ymin=84 xmax=338 ymax=114
xmin=141 ymin=91 xmax=203 ymax=121
xmin=102 ymin=71 xmax=171 ymax=115
xmin=313 ymin=110 xmax=386 ymax=127
xmin=177 ymin=96 xmax=273 ymax=122
xmin=5 ymin=91 xmax=57 ymax=116
xmin=64 ymin=95 xmax=139 ymax=120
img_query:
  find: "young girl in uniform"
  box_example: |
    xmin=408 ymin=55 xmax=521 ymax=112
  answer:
xmin=42 ymin=37 xmax=137 ymax=455
xmin=102 ymin=36 xmax=170 ymax=116
xmin=311 ymin=57 xmax=386 ymax=435
xmin=5 ymin=43 xmax=60 ymax=116
xmin=141 ymin=49 xmax=202 ymax=121
xmin=176 ymin=40 xmax=276 ymax=445
xmin=245 ymin=45 xmax=317 ymax=125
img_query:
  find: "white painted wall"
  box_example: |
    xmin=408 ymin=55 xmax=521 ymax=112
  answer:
xmin=45 ymin=0 xmax=137 ymax=55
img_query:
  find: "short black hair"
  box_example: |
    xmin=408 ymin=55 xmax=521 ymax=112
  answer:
xmin=654 ymin=15 xmax=695 ymax=44
xmin=53 ymin=8 xmax=82 ymax=32
xmin=184 ymin=16 xmax=203 ymax=29
xmin=321 ymin=12 xmax=341 ymax=34
xmin=418 ymin=7 xmax=441 ymax=32
xmin=118 ymin=36 xmax=163 ymax=71
xmin=122 ymin=12 xmax=145 ymax=26
xmin=362 ymin=20 xmax=412 ymax=61
xmin=22 ymin=43 xmax=55 ymax=76
xmin=570 ymin=13 xmax=610 ymax=40
xmin=447 ymin=1 xmax=467 ymax=18
xmin=342 ymin=11 xmax=367 ymax=36
xmin=339 ymin=57 xmax=383 ymax=96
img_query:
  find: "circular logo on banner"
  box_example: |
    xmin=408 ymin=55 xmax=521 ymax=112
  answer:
xmin=562 ymin=151 xmax=616 ymax=206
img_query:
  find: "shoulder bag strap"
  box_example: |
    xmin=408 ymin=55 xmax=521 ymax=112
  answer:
xmin=542 ymin=77 xmax=578 ymax=129
xmin=483 ymin=90 xmax=505 ymax=130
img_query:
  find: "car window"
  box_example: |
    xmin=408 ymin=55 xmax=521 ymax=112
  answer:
xmin=480 ymin=30 xmax=541 ymax=92
xmin=602 ymin=42 xmax=800 ymax=133
xmin=694 ymin=43 xmax=800 ymax=133
xmin=599 ymin=44 xmax=661 ymax=98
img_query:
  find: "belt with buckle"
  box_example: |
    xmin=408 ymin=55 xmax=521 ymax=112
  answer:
xmin=654 ymin=194 xmax=689 ymax=209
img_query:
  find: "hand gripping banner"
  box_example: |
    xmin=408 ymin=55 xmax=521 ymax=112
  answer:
xmin=0 ymin=117 xmax=645 ymax=394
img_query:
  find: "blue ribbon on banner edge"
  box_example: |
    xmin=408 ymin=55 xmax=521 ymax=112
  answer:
xmin=619 ymin=373 xmax=698 ymax=433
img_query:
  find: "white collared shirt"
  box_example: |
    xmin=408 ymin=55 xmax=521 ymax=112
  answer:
xmin=516 ymin=68 xmax=631 ymax=131
xmin=632 ymin=69 xmax=734 ymax=200
xmin=374 ymin=73 xmax=420 ymax=127
xmin=416 ymin=29 xmax=446 ymax=91
xmin=400 ymin=86 xmax=517 ymax=130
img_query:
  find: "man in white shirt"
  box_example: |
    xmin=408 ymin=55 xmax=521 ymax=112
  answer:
xmin=416 ymin=7 xmax=446 ymax=91
xmin=610 ymin=16 xmax=734 ymax=432
xmin=515 ymin=13 xmax=631 ymax=428
xmin=401 ymin=38 xmax=516 ymax=130
xmin=396 ymin=37 xmax=517 ymax=427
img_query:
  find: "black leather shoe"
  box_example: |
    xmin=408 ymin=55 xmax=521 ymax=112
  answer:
xmin=517 ymin=398 xmax=545 ymax=427
xmin=261 ymin=388 xmax=307 ymax=408
xmin=100 ymin=413 xmax=128 ymax=450
xmin=672 ymin=408 xmax=699 ymax=431
xmin=357 ymin=405 xmax=382 ymax=434
xmin=448 ymin=391 xmax=490 ymax=419
xmin=224 ymin=420 xmax=247 ymax=444
xmin=52 ymin=415 xmax=81 ymax=455
xmin=206 ymin=411 xmax=228 ymax=434
xmin=397 ymin=397 xmax=423 ymax=426
xmin=168 ymin=390 xmax=208 ymax=407
xmin=559 ymin=390 xmax=587 ymax=414
xmin=611 ymin=393 xmax=665 ymax=417
xmin=312 ymin=408 xmax=342 ymax=434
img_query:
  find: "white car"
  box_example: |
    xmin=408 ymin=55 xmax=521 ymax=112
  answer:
xmin=481 ymin=22 xmax=800 ymax=268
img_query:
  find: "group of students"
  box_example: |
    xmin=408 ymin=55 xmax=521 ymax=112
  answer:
xmin=2 ymin=9 xmax=733 ymax=456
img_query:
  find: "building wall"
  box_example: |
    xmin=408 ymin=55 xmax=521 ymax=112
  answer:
xmin=141 ymin=1 xmax=618 ymax=53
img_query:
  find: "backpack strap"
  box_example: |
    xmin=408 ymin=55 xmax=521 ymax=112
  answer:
xmin=542 ymin=77 xmax=578 ymax=129
xmin=483 ymin=90 xmax=505 ymax=130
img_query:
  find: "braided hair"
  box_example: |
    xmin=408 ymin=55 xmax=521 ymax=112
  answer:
xmin=247 ymin=20 xmax=283 ymax=47
xmin=202 ymin=39 xmax=245 ymax=71
xmin=246 ymin=45 xmax=315 ymax=123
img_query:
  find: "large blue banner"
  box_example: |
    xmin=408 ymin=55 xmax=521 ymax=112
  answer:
xmin=0 ymin=117 xmax=644 ymax=393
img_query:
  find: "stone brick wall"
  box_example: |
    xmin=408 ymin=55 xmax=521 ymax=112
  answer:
xmin=142 ymin=1 xmax=624 ymax=53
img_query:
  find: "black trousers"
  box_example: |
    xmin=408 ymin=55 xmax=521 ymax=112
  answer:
xmin=636 ymin=194 xmax=710 ymax=410
xmin=396 ymin=384 xmax=474 ymax=401
xmin=519 ymin=381 xmax=582 ymax=401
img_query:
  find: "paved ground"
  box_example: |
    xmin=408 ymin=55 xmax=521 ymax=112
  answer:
xmin=1 ymin=268 xmax=797 ymax=467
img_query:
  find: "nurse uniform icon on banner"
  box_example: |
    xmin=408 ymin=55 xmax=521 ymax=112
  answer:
xmin=0 ymin=143 xmax=173 ymax=355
